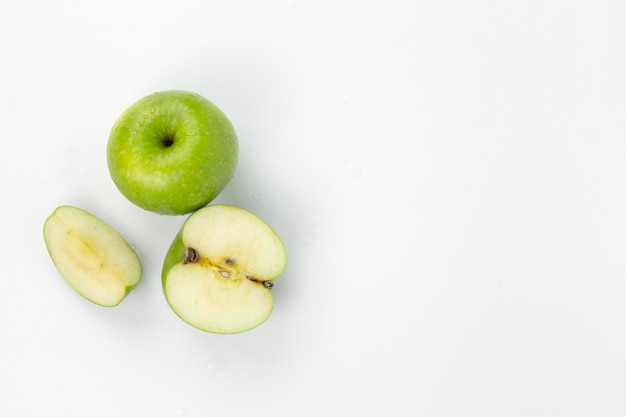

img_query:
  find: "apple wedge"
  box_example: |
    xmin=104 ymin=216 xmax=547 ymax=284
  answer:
xmin=162 ymin=205 xmax=287 ymax=334
xmin=43 ymin=206 xmax=142 ymax=307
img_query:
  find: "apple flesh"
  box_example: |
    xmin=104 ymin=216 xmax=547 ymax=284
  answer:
xmin=107 ymin=90 xmax=238 ymax=215
xmin=43 ymin=206 xmax=142 ymax=307
xmin=162 ymin=205 xmax=287 ymax=334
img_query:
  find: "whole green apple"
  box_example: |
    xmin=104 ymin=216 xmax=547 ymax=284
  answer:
xmin=107 ymin=90 xmax=238 ymax=215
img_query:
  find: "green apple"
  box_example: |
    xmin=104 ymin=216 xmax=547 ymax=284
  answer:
xmin=107 ymin=90 xmax=238 ymax=215
xmin=43 ymin=206 xmax=142 ymax=307
xmin=162 ymin=205 xmax=287 ymax=334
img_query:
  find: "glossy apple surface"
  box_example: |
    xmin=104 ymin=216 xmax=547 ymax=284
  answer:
xmin=107 ymin=90 xmax=238 ymax=215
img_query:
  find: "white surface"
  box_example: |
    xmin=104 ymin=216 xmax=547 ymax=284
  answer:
xmin=1 ymin=1 xmax=626 ymax=416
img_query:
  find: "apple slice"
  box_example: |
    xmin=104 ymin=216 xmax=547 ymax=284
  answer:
xmin=162 ymin=205 xmax=287 ymax=334
xmin=43 ymin=205 xmax=142 ymax=307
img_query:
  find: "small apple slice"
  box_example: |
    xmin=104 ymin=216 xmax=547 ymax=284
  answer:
xmin=162 ymin=205 xmax=287 ymax=334
xmin=43 ymin=206 xmax=142 ymax=307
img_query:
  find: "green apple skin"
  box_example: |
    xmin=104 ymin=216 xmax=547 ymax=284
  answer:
xmin=162 ymin=205 xmax=287 ymax=334
xmin=107 ymin=90 xmax=238 ymax=215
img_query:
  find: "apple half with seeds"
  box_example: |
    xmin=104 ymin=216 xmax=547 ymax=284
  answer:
xmin=162 ymin=204 xmax=287 ymax=334
xmin=43 ymin=205 xmax=142 ymax=307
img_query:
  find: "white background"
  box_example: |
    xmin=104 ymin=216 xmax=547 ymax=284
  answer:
xmin=1 ymin=0 xmax=626 ymax=416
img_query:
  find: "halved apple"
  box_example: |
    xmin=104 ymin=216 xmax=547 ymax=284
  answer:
xmin=43 ymin=205 xmax=142 ymax=307
xmin=162 ymin=205 xmax=287 ymax=334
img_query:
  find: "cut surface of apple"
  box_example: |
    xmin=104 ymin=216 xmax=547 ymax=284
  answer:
xmin=43 ymin=205 xmax=142 ymax=307
xmin=162 ymin=205 xmax=287 ymax=334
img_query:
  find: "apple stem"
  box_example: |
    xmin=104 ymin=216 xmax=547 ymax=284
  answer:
xmin=246 ymin=275 xmax=274 ymax=290
xmin=183 ymin=247 xmax=200 ymax=264
xmin=161 ymin=133 xmax=175 ymax=147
